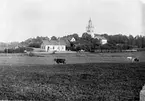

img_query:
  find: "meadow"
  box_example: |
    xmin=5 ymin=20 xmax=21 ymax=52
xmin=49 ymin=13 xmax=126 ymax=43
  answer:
xmin=0 ymin=51 xmax=145 ymax=65
xmin=0 ymin=63 xmax=145 ymax=100
xmin=0 ymin=52 xmax=145 ymax=100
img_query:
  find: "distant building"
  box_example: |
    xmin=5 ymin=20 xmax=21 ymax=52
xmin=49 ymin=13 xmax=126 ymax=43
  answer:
xmin=86 ymin=18 xmax=94 ymax=37
xmin=62 ymin=36 xmax=76 ymax=42
xmin=94 ymin=34 xmax=107 ymax=45
xmin=86 ymin=19 xmax=107 ymax=44
xmin=70 ymin=37 xmax=76 ymax=42
xmin=41 ymin=40 xmax=67 ymax=52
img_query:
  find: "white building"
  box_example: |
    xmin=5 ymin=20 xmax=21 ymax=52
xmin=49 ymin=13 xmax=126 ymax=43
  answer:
xmin=94 ymin=34 xmax=107 ymax=45
xmin=41 ymin=40 xmax=67 ymax=52
xmin=86 ymin=19 xmax=107 ymax=45
xmin=70 ymin=37 xmax=76 ymax=42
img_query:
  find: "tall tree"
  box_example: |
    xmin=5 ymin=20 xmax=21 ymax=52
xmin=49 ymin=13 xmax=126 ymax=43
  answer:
xmin=128 ymin=35 xmax=134 ymax=45
xmin=51 ymin=36 xmax=57 ymax=40
xmin=82 ymin=32 xmax=92 ymax=40
xmin=72 ymin=33 xmax=79 ymax=40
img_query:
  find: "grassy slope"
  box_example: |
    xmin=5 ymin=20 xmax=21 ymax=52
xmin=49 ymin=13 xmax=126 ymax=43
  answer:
xmin=0 ymin=63 xmax=145 ymax=101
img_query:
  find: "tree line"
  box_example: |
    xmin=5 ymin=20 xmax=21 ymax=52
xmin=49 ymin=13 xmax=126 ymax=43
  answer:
xmin=19 ymin=33 xmax=145 ymax=52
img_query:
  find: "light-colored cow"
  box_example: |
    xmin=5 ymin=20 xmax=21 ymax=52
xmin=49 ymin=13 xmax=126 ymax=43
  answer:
xmin=127 ymin=57 xmax=133 ymax=60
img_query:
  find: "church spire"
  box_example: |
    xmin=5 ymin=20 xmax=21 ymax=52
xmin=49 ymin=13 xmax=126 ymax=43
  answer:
xmin=86 ymin=18 xmax=94 ymax=37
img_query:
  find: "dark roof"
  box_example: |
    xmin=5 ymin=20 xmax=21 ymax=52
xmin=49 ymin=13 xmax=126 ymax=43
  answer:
xmin=94 ymin=34 xmax=107 ymax=40
xmin=61 ymin=36 xmax=75 ymax=41
xmin=42 ymin=40 xmax=67 ymax=45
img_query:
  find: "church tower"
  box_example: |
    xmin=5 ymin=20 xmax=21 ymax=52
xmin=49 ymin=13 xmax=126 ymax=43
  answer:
xmin=86 ymin=18 xmax=94 ymax=37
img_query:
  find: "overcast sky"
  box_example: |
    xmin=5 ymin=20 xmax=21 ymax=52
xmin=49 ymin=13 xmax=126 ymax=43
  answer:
xmin=0 ymin=0 xmax=144 ymax=42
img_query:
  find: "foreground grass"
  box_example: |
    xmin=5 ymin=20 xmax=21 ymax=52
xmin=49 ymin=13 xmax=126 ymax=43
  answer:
xmin=0 ymin=63 xmax=145 ymax=101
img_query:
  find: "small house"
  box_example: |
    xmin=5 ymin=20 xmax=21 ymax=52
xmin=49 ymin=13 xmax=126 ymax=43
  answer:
xmin=41 ymin=40 xmax=67 ymax=52
xmin=70 ymin=37 xmax=76 ymax=42
xmin=94 ymin=34 xmax=107 ymax=45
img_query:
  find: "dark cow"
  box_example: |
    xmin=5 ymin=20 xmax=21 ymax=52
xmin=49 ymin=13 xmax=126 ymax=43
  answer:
xmin=54 ymin=58 xmax=66 ymax=64
xmin=133 ymin=58 xmax=139 ymax=62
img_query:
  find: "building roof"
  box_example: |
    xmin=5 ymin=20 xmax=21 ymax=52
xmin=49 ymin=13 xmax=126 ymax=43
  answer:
xmin=94 ymin=34 xmax=107 ymax=40
xmin=61 ymin=36 xmax=76 ymax=41
xmin=42 ymin=40 xmax=67 ymax=45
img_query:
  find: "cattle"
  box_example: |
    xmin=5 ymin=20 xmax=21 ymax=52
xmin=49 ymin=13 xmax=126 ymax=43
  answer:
xmin=133 ymin=58 xmax=139 ymax=62
xmin=127 ymin=57 xmax=139 ymax=62
xmin=54 ymin=58 xmax=66 ymax=64
xmin=127 ymin=57 xmax=133 ymax=60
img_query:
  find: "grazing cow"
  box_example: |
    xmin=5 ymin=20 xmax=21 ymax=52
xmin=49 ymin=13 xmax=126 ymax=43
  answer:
xmin=133 ymin=58 xmax=139 ymax=62
xmin=127 ymin=57 xmax=133 ymax=60
xmin=54 ymin=58 xmax=66 ymax=64
xmin=127 ymin=57 xmax=139 ymax=62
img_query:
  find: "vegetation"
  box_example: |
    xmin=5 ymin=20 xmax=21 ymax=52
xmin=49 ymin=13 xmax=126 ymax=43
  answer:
xmin=66 ymin=34 xmax=145 ymax=52
xmin=0 ymin=63 xmax=144 ymax=100
xmin=4 ymin=47 xmax=33 ymax=53
xmin=51 ymin=36 xmax=58 ymax=40
xmin=19 ymin=33 xmax=145 ymax=52
xmin=21 ymin=36 xmax=49 ymax=48
xmin=1 ymin=33 xmax=145 ymax=53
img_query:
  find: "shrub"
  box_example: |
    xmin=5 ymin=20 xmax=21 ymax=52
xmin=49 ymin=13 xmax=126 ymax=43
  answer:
xmin=28 ymin=52 xmax=35 ymax=57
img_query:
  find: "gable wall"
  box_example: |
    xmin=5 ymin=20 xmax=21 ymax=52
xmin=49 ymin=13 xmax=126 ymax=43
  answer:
xmin=44 ymin=45 xmax=66 ymax=52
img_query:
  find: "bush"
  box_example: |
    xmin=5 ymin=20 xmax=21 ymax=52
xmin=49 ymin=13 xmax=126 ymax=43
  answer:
xmin=28 ymin=43 xmax=41 ymax=48
xmin=28 ymin=52 xmax=35 ymax=57
xmin=14 ymin=47 xmax=25 ymax=53
xmin=4 ymin=48 xmax=14 ymax=53
xmin=4 ymin=47 xmax=34 ymax=53
xmin=137 ymin=48 xmax=145 ymax=51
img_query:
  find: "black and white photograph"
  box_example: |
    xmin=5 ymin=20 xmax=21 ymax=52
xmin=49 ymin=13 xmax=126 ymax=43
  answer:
xmin=0 ymin=0 xmax=145 ymax=100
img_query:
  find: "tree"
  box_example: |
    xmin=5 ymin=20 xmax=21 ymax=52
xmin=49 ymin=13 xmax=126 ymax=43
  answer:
xmin=92 ymin=38 xmax=101 ymax=46
xmin=142 ymin=36 xmax=145 ymax=48
xmin=135 ymin=35 xmax=143 ymax=48
xmin=72 ymin=33 xmax=79 ymax=40
xmin=128 ymin=35 xmax=134 ymax=45
xmin=28 ymin=42 xmax=41 ymax=48
xmin=51 ymin=36 xmax=57 ymax=40
xmin=82 ymin=33 xmax=92 ymax=41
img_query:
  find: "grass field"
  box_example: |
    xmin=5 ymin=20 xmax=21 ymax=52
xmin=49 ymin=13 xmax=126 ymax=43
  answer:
xmin=0 ymin=52 xmax=145 ymax=100
xmin=0 ymin=63 xmax=145 ymax=100
xmin=0 ymin=51 xmax=145 ymax=65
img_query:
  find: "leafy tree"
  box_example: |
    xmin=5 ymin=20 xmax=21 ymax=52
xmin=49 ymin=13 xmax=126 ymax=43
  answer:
xmin=28 ymin=42 xmax=41 ymax=48
xmin=82 ymin=33 xmax=92 ymax=41
xmin=51 ymin=36 xmax=57 ymax=40
xmin=20 ymin=36 xmax=47 ymax=47
xmin=92 ymin=38 xmax=101 ymax=46
xmin=128 ymin=35 xmax=134 ymax=45
xmin=142 ymin=36 xmax=145 ymax=48
xmin=135 ymin=35 xmax=143 ymax=48
xmin=72 ymin=33 xmax=79 ymax=40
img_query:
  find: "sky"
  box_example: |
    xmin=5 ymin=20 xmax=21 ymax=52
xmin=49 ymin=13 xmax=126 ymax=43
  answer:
xmin=0 ymin=0 xmax=145 ymax=42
